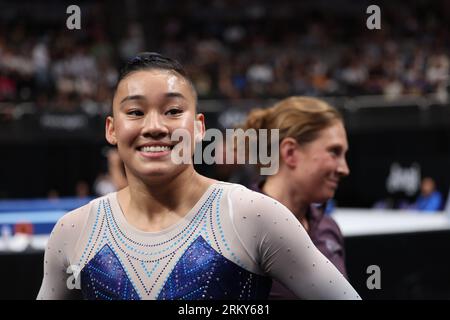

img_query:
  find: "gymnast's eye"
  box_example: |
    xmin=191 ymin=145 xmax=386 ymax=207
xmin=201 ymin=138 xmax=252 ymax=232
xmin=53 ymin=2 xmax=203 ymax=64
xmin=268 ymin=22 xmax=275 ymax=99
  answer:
xmin=127 ymin=109 xmax=144 ymax=116
xmin=165 ymin=108 xmax=183 ymax=116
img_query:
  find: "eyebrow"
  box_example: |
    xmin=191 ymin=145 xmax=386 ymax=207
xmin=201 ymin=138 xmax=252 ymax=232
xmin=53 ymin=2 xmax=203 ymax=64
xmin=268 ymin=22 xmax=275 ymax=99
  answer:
xmin=164 ymin=92 xmax=187 ymax=100
xmin=120 ymin=95 xmax=146 ymax=105
xmin=328 ymin=144 xmax=348 ymax=152
xmin=120 ymin=92 xmax=187 ymax=105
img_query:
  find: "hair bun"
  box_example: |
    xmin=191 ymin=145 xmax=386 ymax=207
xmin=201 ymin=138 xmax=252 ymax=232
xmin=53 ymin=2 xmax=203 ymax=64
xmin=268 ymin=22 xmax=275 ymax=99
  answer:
xmin=243 ymin=108 xmax=270 ymax=130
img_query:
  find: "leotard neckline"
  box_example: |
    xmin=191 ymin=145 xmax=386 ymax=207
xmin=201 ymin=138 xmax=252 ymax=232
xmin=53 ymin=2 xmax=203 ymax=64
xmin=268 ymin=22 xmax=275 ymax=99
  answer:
xmin=109 ymin=181 xmax=221 ymax=237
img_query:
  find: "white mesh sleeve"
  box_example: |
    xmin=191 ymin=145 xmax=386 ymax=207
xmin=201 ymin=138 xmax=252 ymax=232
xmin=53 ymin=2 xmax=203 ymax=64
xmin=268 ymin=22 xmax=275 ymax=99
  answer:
xmin=36 ymin=203 xmax=90 ymax=300
xmin=228 ymin=185 xmax=360 ymax=300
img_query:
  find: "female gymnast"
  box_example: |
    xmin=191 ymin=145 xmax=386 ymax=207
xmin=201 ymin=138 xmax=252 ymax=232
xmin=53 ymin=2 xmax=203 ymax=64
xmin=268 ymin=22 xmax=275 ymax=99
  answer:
xmin=37 ymin=52 xmax=360 ymax=300
xmin=243 ymin=96 xmax=350 ymax=299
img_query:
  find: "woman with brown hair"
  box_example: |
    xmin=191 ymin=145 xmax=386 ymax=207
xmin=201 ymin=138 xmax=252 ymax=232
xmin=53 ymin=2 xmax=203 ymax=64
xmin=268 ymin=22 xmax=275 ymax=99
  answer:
xmin=242 ymin=96 xmax=350 ymax=299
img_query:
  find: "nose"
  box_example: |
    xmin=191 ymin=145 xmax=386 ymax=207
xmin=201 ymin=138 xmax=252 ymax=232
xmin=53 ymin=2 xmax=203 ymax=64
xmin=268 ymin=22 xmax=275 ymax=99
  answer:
xmin=337 ymin=158 xmax=350 ymax=177
xmin=142 ymin=111 xmax=169 ymax=139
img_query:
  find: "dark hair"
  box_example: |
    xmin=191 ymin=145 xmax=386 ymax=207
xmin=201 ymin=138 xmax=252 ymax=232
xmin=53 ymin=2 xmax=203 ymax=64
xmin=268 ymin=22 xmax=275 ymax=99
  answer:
xmin=118 ymin=52 xmax=188 ymax=83
xmin=113 ymin=52 xmax=197 ymax=111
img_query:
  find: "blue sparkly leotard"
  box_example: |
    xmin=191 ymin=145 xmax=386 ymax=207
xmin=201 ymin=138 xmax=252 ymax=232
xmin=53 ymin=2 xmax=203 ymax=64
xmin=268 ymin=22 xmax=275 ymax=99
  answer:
xmin=37 ymin=181 xmax=360 ymax=300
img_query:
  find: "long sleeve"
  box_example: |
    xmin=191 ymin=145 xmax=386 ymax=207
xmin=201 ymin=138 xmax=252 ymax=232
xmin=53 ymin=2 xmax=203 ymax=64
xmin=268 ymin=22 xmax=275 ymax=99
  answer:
xmin=228 ymin=185 xmax=360 ymax=300
xmin=37 ymin=204 xmax=90 ymax=300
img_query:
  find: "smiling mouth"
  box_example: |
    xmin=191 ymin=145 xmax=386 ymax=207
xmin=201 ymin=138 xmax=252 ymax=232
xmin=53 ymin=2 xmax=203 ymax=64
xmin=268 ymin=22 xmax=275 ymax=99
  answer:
xmin=328 ymin=179 xmax=339 ymax=186
xmin=137 ymin=145 xmax=174 ymax=153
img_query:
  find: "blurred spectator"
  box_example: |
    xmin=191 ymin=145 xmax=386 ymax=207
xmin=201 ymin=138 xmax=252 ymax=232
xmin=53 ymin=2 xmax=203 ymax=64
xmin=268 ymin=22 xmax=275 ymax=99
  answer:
xmin=207 ymin=136 xmax=255 ymax=187
xmin=47 ymin=189 xmax=59 ymax=200
xmin=411 ymin=177 xmax=443 ymax=212
xmin=93 ymin=173 xmax=117 ymax=196
xmin=0 ymin=0 xmax=448 ymax=110
xmin=119 ymin=22 xmax=145 ymax=61
xmin=93 ymin=148 xmax=127 ymax=196
xmin=75 ymin=181 xmax=90 ymax=199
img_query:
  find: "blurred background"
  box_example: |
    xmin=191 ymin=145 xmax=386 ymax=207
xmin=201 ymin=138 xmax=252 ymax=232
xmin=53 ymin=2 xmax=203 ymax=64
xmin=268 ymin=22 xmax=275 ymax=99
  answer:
xmin=0 ymin=0 xmax=450 ymax=299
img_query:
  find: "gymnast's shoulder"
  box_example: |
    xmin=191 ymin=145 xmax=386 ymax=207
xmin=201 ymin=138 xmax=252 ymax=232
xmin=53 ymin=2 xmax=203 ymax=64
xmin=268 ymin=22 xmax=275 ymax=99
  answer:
xmin=50 ymin=193 xmax=112 ymax=238
xmin=219 ymin=181 xmax=292 ymax=216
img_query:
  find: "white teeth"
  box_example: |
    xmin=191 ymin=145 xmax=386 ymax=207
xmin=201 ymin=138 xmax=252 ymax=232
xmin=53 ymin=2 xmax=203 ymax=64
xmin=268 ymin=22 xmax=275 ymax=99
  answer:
xmin=141 ymin=146 xmax=171 ymax=152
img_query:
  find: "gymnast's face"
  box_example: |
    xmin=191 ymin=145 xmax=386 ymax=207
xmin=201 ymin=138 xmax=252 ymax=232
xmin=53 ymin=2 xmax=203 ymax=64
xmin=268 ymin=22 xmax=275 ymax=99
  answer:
xmin=293 ymin=121 xmax=349 ymax=203
xmin=106 ymin=69 xmax=204 ymax=181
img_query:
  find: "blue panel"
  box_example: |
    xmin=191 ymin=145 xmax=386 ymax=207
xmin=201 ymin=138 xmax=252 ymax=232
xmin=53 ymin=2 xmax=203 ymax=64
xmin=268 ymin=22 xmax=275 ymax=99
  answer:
xmin=158 ymin=236 xmax=272 ymax=300
xmin=80 ymin=244 xmax=139 ymax=300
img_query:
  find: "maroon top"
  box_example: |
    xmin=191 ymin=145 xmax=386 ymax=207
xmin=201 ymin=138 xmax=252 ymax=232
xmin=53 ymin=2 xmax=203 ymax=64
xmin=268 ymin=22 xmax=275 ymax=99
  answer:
xmin=252 ymin=181 xmax=347 ymax=299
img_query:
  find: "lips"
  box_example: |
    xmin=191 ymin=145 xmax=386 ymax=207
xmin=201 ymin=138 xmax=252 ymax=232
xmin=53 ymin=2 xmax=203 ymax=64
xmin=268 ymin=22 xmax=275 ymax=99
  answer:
xmin=139 ymin=145 xmax=172 ymax=152
xmin=136 ymin=142 xmax=175 ymax=152
xmin=136 ymin=142 xmax=175 ymax=159
xmin=327 ymin=179 xmax=339 ymax=188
